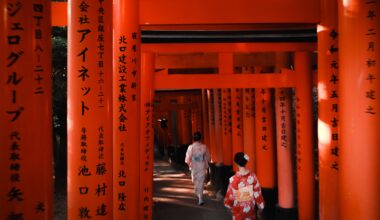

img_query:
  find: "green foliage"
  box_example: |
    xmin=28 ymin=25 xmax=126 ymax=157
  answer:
xmin=52 ymin=26 xmax=67 ymax=129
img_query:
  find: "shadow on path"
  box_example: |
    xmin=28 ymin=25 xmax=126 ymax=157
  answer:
xmin=153 ymin=160 xmax=232 ymax=220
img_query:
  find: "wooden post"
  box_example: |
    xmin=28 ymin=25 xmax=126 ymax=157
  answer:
xmin=295 ymin=52 xmax=315 ymax=220
xmin=113 ymin=0 xmax=140 ymax=218
xmin=275 ymin=53 xmax=295 ymax=210
xmin=338 ymin=0 xmax=380 ymax=219
xmin=0 ymin=1 xmax=53 ymax=219
xmin=318 ymin=0 xmax=339 ymax=219
xmin=67 ymin=0 xmax=113 ymax=218
xmin=140 ymin=53 xmax=155 ymax=220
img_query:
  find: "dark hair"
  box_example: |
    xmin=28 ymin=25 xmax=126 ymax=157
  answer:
xmin=193 ymin=132 xmax=202 ymax=142
xmin=234 ymin=152 xmax=248 ymax=167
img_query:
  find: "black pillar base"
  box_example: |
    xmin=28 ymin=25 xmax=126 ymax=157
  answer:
xmin=262 ymin=188 xmax=277 ymax=220
xmin=275 ymin=205 xmax=298 ymax=220
xmin=220 ymin=165 xmax=234 ymax=195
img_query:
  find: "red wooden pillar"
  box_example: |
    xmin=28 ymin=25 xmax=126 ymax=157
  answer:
xmin=0 ymin=1 xmax=53 ymax=219
xmin=255 ymin=86 xmax=276 ymax=188
xmin=318 ymin=0 xmax=339 ymax=219
xmin=213 ymin=89 xmax=224 ymax=163
xmin=242 ymin=66 xmax=256 ymax=172
xmin=295 ymin=52 xmax=315 ymax=220
xmin=207 ymin=90 xmax=218 ymax=162
xmin=219 ymin=53 xmax=233 ymax=166
xmin=275 ymin=53 xmax=295 ymax=209
xmin=221 ymin=89 xmax=233 ymax=166
xmin=68 ymin=0 xmax=113 ymax=218
xmin=113 ymin=0 xmax=140 ymax=218
xmin=140 ymin=53 xmax=155 ymax=220
xmin=231 ymin=88 xmax=244 ymax=171
xmin=338 ymin=1 xmax=380 ymax=219
xmin=201 ymin=89 xmax=211 ymax=154
xmin=177 ymin=96 xmax=192 ymax=145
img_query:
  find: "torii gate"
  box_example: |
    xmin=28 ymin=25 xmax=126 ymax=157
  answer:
xmin=0 ymin=0 xmax=379 ymax=220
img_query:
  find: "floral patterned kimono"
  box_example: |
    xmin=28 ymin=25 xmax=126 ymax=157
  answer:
xmin=185 ymin=141 xmax=210 ymax=196
xmin=224 ymin=171 xmax=265 ymax=220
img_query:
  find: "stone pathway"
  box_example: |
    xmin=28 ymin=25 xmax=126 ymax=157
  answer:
xmin=153 ymin=160 xmax=232 ymax=220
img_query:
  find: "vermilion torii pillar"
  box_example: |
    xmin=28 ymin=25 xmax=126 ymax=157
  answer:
xmin=213 ymin=89 xmax=224 ymax=163
xmin=113 ymin=0 xmax=141 ymax=218
xmin=295 ymin=52 xmax=315 ymax=220
xmin=0 ymin=1 xmax=53 ymax=219
xmin=207 ymin=90 xmax=218 ymax=162
xmin=140 ymin=53 xmax=155 ymax=220
xmin=274 ymin=53 xmax=295 ymax=214
xmin=219 ymin=53 xmax=233 ymax=166
xmin=201 ymin=89 xmax=211 ymax=155
xmin=338 ymin=0 xmax=380 ymax=219
xmin=242 ymin=67 xmax=256 ymax=172
xmin=68 ymin=0 xmax=113 ymax=218
xmin=318 ymin=0 xmax=339 ymax=219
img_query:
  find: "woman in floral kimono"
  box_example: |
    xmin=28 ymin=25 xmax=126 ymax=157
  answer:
xmin=185 ymin=132 xmax=211 ymax=205
xmin=224 ymin=152 xmax=265 ymax=220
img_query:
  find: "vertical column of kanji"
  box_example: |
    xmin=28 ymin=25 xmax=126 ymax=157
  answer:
xmin=231 ymin=88 xmax=243 ymax=171
xmin=140 ymin=53 xmax=155 ymax=220
xmin=207 ymin=90 xmax=217 ymax=162
xmin=219 ymin=53 xmax=233 ymax=166
xmin=29 ymin=0 xmax=53 ymax=219
xmin=294 ymin=52 xmax=315 ymax=220
xmin=113 ymin=0 xmax=140 ymax=218
xmin=318 ymin=0 xmax=339 ymax=219
xmin=213 ymin=89 xmax=223 ymax=163
xmin=0 ymin=1 xmax=49 ymax=219
xmin=0 ymin=1 xmax=6 ymax=218
xmin=241 ymin=66 xmax=256 ymax=172
xmin=274 ymin=53 xmax=295 ymax=216
xmin=68 ymin=0 xmax=113 ymax=218
xmin=201 ymin=89 xmax=211 ymax=154
xmin=255 ymin=73 xmax=276 ymax=188
xmin=338 ymin=0 xmax=380 ymax=219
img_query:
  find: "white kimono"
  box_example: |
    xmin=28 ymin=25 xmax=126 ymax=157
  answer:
xmin=185 ymin=141 xmax=211 ymax=196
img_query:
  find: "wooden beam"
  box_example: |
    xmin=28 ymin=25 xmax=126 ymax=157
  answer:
xmin=143 ymin=43 xmax=316 ymax=53
xmin=154 ymin=69 xmax=297 ymax=90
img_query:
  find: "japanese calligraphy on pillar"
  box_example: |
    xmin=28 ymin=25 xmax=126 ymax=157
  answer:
xmin=3 ymin=1 xmax=28 ymax=219
xmin=233 ymin=89 xmax=242 ymax=137
xmin=278 ymin=89 xmax=289 ymax=149
xmin=1 ymin=0 xmax=53 ymax=219
xmin=68 ymin=0 xmax=113 ymax=219
xmin=327 ymin=26 xmax=340 ymax=171
xmin=259 ymin=89 xmax=270 ymax=151
xmin=363 ymin=1 xmax=378 ymax=116
xmin=142 ymin=101 xmax=153 ymax=220
xmin=113 ymin=0 xmax=141 ymax=218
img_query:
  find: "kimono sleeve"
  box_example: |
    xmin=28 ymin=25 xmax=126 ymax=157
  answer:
xmin=185 ymin=144 xmax=193 ymax=166
xmin=252 ymin=174 xmax=265 ymax=210
xmin=224 ymin=176 xmax=235 ymax=208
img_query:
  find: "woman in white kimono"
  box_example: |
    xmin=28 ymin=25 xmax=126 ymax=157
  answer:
xmin=185 ymin=132 xmax=211 ymax=205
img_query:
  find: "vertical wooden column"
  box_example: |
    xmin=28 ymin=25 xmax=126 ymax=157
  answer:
xmin=219 ymin=53 xmax=233 ymax=165
xmin=275 ymin=53 xmax=295 ymax=210
xmin=213 ymin=89 xmax=224 ymax=163
xmin=201 ymin=89 xmax=211 ymax=154
xmin=113 ymin=0 xmax=140 ymax=218
xmin=242 ymin=66 xmax=256 ymax=172
xmin=177 ymin=96 xmax=192 ymax=146
xmin=68 ymin=0 xmax=113 ymax=218
xmin=318 ymin=0 xmax=339 ymax=219
xmin=207 ymin=90 xmax=217 ymax=162
xmin=0 ymin=1 xmax=53 ymax=219
xmin=231 ymin=88 xmax=243 ymax=171
xmin=295 ymin=52 xmax=315 ymax=220
xmin=140 ymin=53 xmax=155 ymax=220
xmin=338 ymin=1 xmax=380 ymax=219
xmin=255 ymin=82 xmax=276 ymax=188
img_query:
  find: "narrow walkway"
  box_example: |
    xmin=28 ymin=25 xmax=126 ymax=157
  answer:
xmin=153 ymin=160 xmax=232 ymax=220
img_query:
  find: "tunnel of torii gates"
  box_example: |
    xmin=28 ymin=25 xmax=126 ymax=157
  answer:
xmin=0 ymin=0 xmax=379 ymax=220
